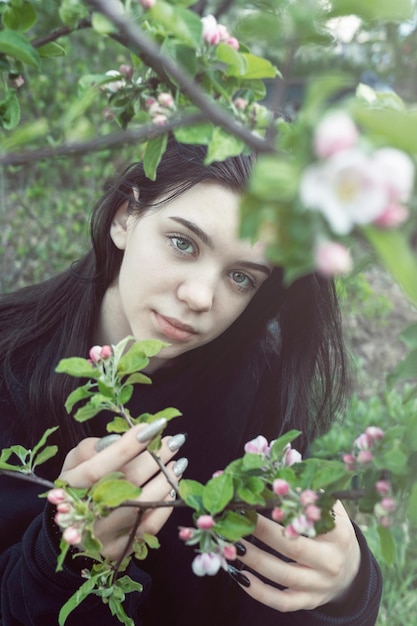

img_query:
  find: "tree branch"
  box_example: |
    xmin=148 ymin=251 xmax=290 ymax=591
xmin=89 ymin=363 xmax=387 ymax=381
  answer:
xmin=0 ymin=469 xmax=55 ymax=489
xmin=85 ymin=0 xmax=276 ymax=154
xmin=31 ymin=19 xmax=92 ymax=48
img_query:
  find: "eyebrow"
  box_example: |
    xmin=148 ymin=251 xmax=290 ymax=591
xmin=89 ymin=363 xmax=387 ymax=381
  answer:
xmin=169 ymin=216 xmax=272 ymax=277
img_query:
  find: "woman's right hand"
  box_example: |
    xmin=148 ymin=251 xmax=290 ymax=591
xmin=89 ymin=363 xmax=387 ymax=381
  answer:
xmin=58 ymin=421 xmax=186 ymax=561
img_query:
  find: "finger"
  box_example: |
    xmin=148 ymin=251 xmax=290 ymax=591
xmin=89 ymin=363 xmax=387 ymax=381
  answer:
xmin=60 ymin=419 xmax=167 ymax=487
xmin=120 ymin=435 xmax=186 ymax=486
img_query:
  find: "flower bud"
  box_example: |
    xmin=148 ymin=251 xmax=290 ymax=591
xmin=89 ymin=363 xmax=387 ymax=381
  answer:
xmin=89 ymin=345 xmax=103 ymax=363
xmin=284 ymin=524 xmax=300 ymax=539
xmin=365 ymin=426 xmax=384 ymax=442
xmin=191 ymin=552 xmax=224 ymax=576
xmin=226 ymin=37 xmax=239 ymax=50
xmin=179 ymin=527 xmax=194 ymax=541
xmin=357 ymin=450 xmax=373 ymax=464
xmin=158 ymin=92 xmax=174 ymax=109
xmin=140 ymin=0 xmax=156 ymax=8
xmin=314 ymin=111 xmax=359 ymax=159
xmin=212 ymin=470 xmax=224 ymax=478
xmin=380 ymin=497 xmax=396 ymax=512
xmin=47 ymin=488 xmax=66 ymax=505
xmin=375 ymin=480 xmax=390 ymax=495
xmin=244 ymin=435 xmax=269 ymax=455
xmin=201 ymin=15 xmax=221 ymax=45
xmin=152 ymin=113 xmax=168 ymax=126
xmin=196 ymin=515 xmax=215 ymax=530
xmin=355 ymin=433 xmax=371 ymax=451
xmin=63 ymin=526 xmax=83 ymax=546
xmin=374 ymin=203 xmax=409 ymax=229
xmin=300 ymin=489 xmax=318 ymax=507
xmin=57 ymin=502 xmax=71 ymax=514
xmin=234 ymin=98 xmax=248 ymax=110
xmin=343 ymin=453 xmax=356 ymax=470
xmin=273 ymin=479 xmax=290 ymax=497
xmin=119 ymin=64 xmax=133 ymax=79
xmin=305 ymin=504 xmax=321 ymax=522
xmin=284 ymin=446 xmax=302 ymax=466
xmin=100 ymin=345 xmax=112 ymax=359
xmin=314 ymin=241 xmax=353 ymax=277
xmin=222 ymin=544 xmax=237 ymax=560
xmin=272 ymin=507 xmax=285 ymax=522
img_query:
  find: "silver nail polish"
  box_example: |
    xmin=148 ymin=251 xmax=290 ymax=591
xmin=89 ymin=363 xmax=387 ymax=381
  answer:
xmin=173 ymin=457 xmax=188 ymax=477
xmin=136 ymin=418 xmax=167 ymax=443
xmin=169 ymin=488 xmax=177 ymax=498
xmin=168 ymin=433 xmax=187 ymax=452
xmin=95 ymin=434 xmax=122 ymax=452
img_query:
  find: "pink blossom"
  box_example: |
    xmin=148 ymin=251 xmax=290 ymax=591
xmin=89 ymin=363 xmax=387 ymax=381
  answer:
xmin=148 ymin=102 xmax=163 ymax=116
xmin=226 ymin=36 xmax=239 ymax=50
xmin=354 ymin=433 xmax=370 ymax=451
xmin=201 ymin=15 xmax=221 ymax=45
xmin=313 ymin=111 xmax=359 ymax=159
xmin=191 ymin=552 xmax=225 ymax=576
xmin=63 ymin=526 xmax=82 ymax=546
xmin=314 ymin=240 xmax=353 ymax=277
xmin=152 ymin=113 xmax=168 ymax=126
xmin=223 ymin=544 xmax=237 ymax=560
xmin=158 ymin=92 xmax=174 ymax=108
xmin=179 ymin=527 xmax=194 ymax=541
xmin=291 ymin=514 xmax=316 ymax=537
xmin=357 ymin=450 xmax=373 ymax=464
xmin=103 ymin=107 xmax=115 ymax=121
xmin=119 ymin=64 xmax=133 ymax=79
xmin=244 ymin=435 xmax=269 ymax=455
xmin=196 ymin=515 xmax=215 ymax=530
xmin=47 ymin=488 xmax=66 ymax=505
xmin=380 ymin=497 xmax=396 ymax=512
xmin=374 ymin=203 xmax=409 ymax=228
xmin=140 ymin=0 xmax=156 ymax=8
xmin=212 ymin=470 xmax=224 ymax=478
xmin=217 ymin=24 xmax=230 ymax=41
xmin=145 ymin=97 xmax=157 ymax=108
xmin=235 ymin=98 xmax=248 ymax=110
xmin=375 ymin=480 xmax=390 ymax=495
xmin=343 ymin=454 xmax=357 ymax=470
xmin=102 ymin=70 xmax=126 ymax=93
xmin=273 ymin=478 xmax=290 ymax=497
xmin=284 ymin=524 xmax=300 ymax=538
xmin=57 ymin=502 xmax=71 ymax=514
xmin=89 ymin=345 xmax=103 ymax=362
xmin=379 ymin=515 xmax=393 ymax=528
xmin=372 ymin=147 xmax=414 ymax=203
xmin=272 ymin=507 xmax=285 ymax=522
xmin=365 ymin=426 xmax=384 ymax=442
xmin=300 ymin=490 xmax=318 ymax=507
xmin=284 ymin=445 xmax=302 ymax=466
xmin=305 ymin=504 xmax=321 ymax=522
xmin=10 ymin=75 xmax=25 ymax=88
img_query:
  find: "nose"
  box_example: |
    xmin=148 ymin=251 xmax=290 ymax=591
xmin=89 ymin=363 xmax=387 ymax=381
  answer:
xmin=177 ymin=275 xmax=215 ymax=312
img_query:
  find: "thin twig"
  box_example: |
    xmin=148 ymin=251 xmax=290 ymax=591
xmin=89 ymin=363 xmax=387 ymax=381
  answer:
xmin=0 ymin=469 xmax=55 ymax=489
xmin=85 ymin=0 xmax=276 ymax=154
xmin=31 ymin=19 xmax=92 ymax=48
xmin=149 ymin=451 xmax=179 ymax=495
xmin=111 ymin=508 xmax=144 ymax=584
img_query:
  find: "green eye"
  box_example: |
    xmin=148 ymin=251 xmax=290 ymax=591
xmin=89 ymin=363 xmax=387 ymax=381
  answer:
xmin=232 ymin=271 xmax=248 ymax=284
xmin=175 ymin=237 xmax=191 ymax=251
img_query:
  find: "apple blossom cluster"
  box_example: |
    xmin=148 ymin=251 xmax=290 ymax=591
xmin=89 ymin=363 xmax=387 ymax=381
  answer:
xmin=300 ymin=110 xmax=415 ymax=277
xmin=244 ymin=435 xmax=302 ymax=466
xmin=145 ymin=92 xmax=176 ymax=127
xmin=47 ymin=488 xmax=87 ymax=547
xmin=89 ymin=344 xmax=112 ymax=363
xmin=201 ymin=15 xmax=239 ymax=50
xmin=179 ymin=515 xmax=237 ymax=576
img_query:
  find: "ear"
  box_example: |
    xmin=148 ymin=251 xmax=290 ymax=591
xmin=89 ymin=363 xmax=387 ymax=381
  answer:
xmin=110 ymin=201 xmax=130 ymax=250
xmin=110 ymin=188 xmax=139 ymax=250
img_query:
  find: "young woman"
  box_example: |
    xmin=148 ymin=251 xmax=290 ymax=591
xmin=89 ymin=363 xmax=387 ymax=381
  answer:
xmin=0 ymin=139 xmax=381 ymax=625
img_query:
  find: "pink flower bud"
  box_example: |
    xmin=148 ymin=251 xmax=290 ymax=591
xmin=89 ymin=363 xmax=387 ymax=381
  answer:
xmin=380 ymin=497 xmax=396 ymax=512
xmin=89 ymin=345 xmax=103 ymax=362
xmin=226 ymin=37 xmax=239 ymax=50
xmin=63 ymin=526 xmax=82 ymax=546
xmin=191 ymin=552 xmax=224 ymax=576
xmin=365 ymin=426 xmax=384 ymax=442
xmin=273 ymin=479 xmax=290 ymax=497
xmin=343 ymin=453 xmax=356 ymax=470
xmin=217 ymin=24 xmax=229 ymax=41
xmin=148 ymin=102 xmax=163 ymax=116
xmin=140 ymin=0 xmax=156 ymax=8
xmin=300 ymin=490 xmax=318 ymax=507
xmin=145 ymin=97 xmax=157 ymax=108
xmin=357 ymin=450 xmax=373 ymax=464
xmin=291 ymin=514 xmax=316 ymax=537
xmin=196 ymin=515 xmax=215 ymax=530
xmin=119 ymin=64 xmax=133 ymax=79
xmin=152 ymin=113 xmax=168 ymax=126
xmin=57 ymin=502 xmax=71 ymax=514
xmin=47 ymin=488 xmax=66 ymax=505
xmin=10 ymin=75 xmax=25 ymax=88
xmin=223 ymin=544 xmax=237 ymax=560
xmin=201 ymin=15 xmax=221 ymax=45
xmin=305 ymin=504 xmax=321 ymax=521
xmin=103 ymin=107 xmax=115 ymax=121
xmin=179 ymin=527 xmax=194 ymax=541
xmin=284 ymin=446 xmax=302 ymax=466
xmin=100 ymin=345 xmax=112 ymax=359
xmin=235 ymin=98 xmax=248 ymax=110
xmin=158 ymin=92 xmax=174 ymax=109
xmin=314 ymin=241 xmax=353 ymax=277
xmin=244 ymin=435 xmax=269 ymax=455
xmin=355 ymin=433 xmax=371 ymax=451
xmin=379 ymin=515 xmax=393 ymax=528
xmin=375 ymin=480 xmax=390 ymax=495
xmin=284 ymin=524 xmax=300 ymax=539
xmin=212 ymin=470 xmax=224 ymax=478
xmin=272 ymin=507 xmax=285 ymax=522
xmin=314 ymin=111 xmax=359 ymax=159
xmin=374 ymin=203 xmax=409 ymax=229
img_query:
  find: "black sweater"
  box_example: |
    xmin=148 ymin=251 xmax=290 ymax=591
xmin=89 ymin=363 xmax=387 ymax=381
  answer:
xmin=0 ymin=347 xmax=382 ymax=625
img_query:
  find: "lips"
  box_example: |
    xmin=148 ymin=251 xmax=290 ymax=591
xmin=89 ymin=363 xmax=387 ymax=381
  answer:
xmin=153 ymin=312 xmax=197 ymax=341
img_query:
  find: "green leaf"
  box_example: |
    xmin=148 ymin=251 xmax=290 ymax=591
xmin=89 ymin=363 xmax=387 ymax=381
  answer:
xmin=73 ymin=402 xmax=104 ymax=423
xmin=2 ymin=1 xmax=37 ymax=32
xmin=241 ymin=453 xmax=268 ymax=471
xmin=33 ymin=445 xmax=58 ymax=468
xmin=107 ymin=416 xmax=130 ymax=434
xmin=239 ymin=53 xmax=278 ymax=79
xmin=0 ymin=91 xmax=20 ymax=130
xmin=59 ymin=576 xmax=99 ymax=625
xmin=37 ymin=41 xmax=66 ymax=58
xmin=143 ymin=134 xmax=168 ymax=181
xmin=56 ymin=357 xmax=101 ymax=379
xmin=56 ymin=536 xmax=70 ymax=573
xmin=58 ymin=0 xmax=89 ymax=29
xmin=150 ymin=2 xmax=202 ymax=48
xmin=202 ymin=473 xmax=234 ymax=515
xmin=329 ymin=0 xmax=413 ymax=22
xmin=64 ymin=384 xmax=94 ymax=413
xmin=388 ymin=349 xmax=417 ymax=386
xmin=205 ymin=127 xmax=245 ymax=164
xmin=91 ymin=11 xmax=117 ymax=34
xmin=117 ymin=384 xmax=133 ymax=406
xmin=214 ymin=510 xmax=256 ymax=541
xmin=377 ymin=525 xmax=396 ymax=564
xmin=216 ymin=43 xmax=247 ymax=77
xmin=179 ymin=479 xmax=204 ymax=511
xmin=249 ymin=156 xmax=299 ymax=202
xmin=407 ymin=482 xmax=417 ymax=526
xmin=400 ymin=323 xmax=417 ymax=351
xmin=173 ymin=117 xmax=213 ymax=145
xmin=269 ymin=430 xmax=302 ymax=461
xmin=0 ymin=30 xmax=40 ymax=68
xmin=123 ymin=372 xmax=152 ymax=385
xmin=362 ymin=228 xmax=417 ymax=309
xmin=142 ymin=533 xmax=160 ymax=549
xmin=91 ymin=476 xmax=141 ymax=507
xmin=0 ymin=117 xmax=48 ymax=151
xmin=31 ymin=426 xmax=59 ymax=457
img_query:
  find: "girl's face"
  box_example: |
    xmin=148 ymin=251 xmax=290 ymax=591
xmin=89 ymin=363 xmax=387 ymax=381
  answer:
xmin=98 ymin=182 xmax=272 ymax=370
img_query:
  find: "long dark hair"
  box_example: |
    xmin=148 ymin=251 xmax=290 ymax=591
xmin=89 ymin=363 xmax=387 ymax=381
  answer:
xmin=0 ymin=139 xmax=349 ymax=454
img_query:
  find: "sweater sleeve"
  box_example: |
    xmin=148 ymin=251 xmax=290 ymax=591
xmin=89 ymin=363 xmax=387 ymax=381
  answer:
xmin=0 ymin=476 xmax=152 ymax=625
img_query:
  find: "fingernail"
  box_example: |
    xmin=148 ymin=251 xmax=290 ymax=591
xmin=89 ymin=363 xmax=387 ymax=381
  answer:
xmin=169 ymin=488 xmax=177 ymax=498
xmin=136 ymin=418 xmax=167 ymax=443
xmin=168 ymin=433 xmax=187 ymax=452
xmin=95 ymin=434 xmax=122 ymax=452
xmin=228 ymin=565 xmax=250 ymax=588
xmin=173 ymin=457 xmax=188 ymax=477
xmin=235 ymin=542 xmax=246 ymax=557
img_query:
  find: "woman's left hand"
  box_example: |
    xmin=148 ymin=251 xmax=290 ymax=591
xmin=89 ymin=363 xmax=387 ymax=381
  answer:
xmin=235 ymin=500 xmax=361 ymax=613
